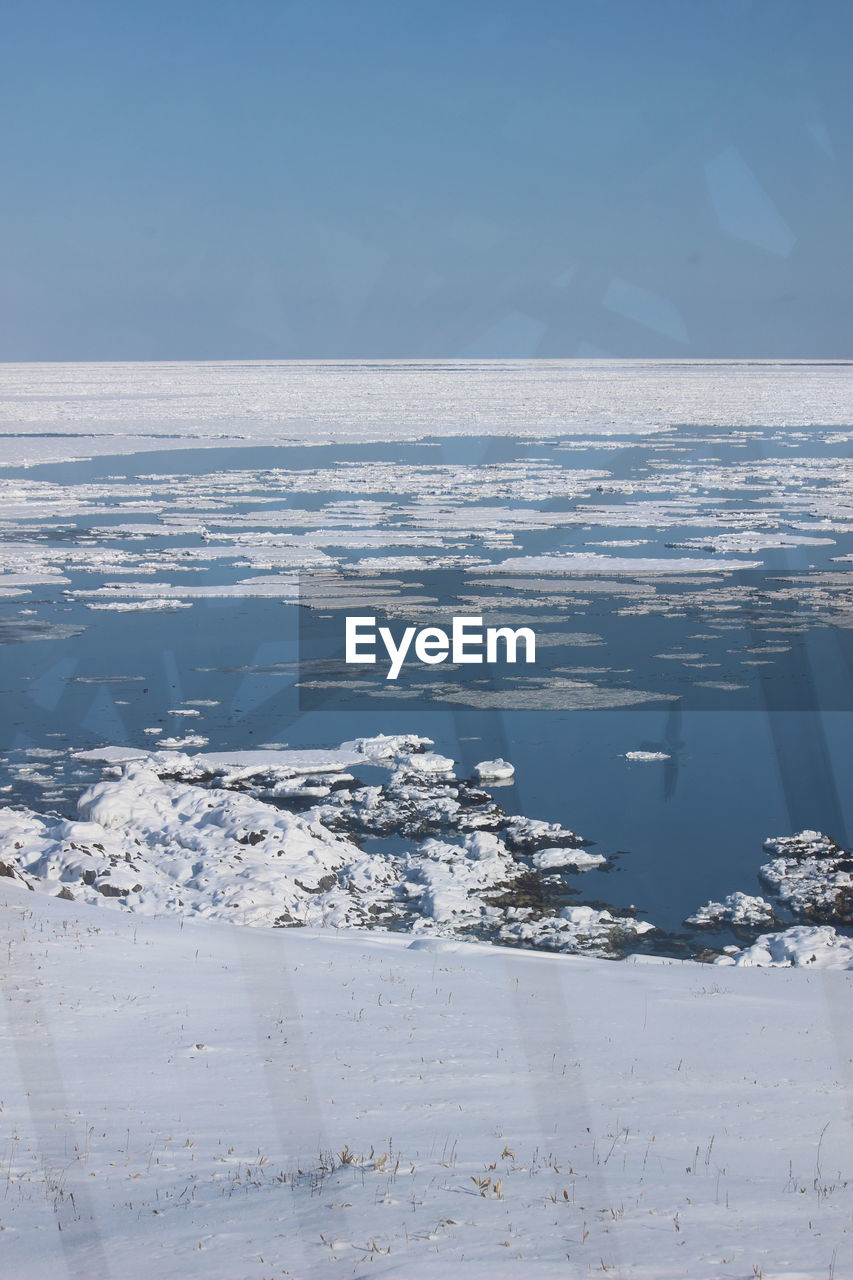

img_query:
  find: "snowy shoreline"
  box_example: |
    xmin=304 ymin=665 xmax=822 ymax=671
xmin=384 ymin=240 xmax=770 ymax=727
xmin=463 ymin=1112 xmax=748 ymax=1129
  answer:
xmin=1 ymin=362 xmax=852 ymax=1275
xmin=3 ymin=734 xmax=852 ymax=969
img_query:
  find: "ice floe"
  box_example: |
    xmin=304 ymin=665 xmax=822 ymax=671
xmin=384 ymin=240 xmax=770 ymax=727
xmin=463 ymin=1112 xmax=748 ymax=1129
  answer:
xmin=86 ymin=598 xmax=192 ymax=611
xmin=531 ymin=847 xmax=607 ymax=871
xmin=155 ymin=734 xmax=210 ymax=749
xmin=492 ymin=553 xmax=763 ymax=572
xmin=473 ymin=757 xmax=515 ymax=781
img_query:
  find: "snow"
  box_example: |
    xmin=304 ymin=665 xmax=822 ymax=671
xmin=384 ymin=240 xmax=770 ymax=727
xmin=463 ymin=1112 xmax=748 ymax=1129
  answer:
xmin=0 ymin=740 xmax=624 ymax=945
xmin=2 ymin=359 xmax=850 ymax=467
xmin=531 ymin=847 xmax=607 ymax=871
xmin=30 ymin=749 xmax=851 ymax=968
xmin=396 ymin=751 xmax=456 ymax=776
xmin=402 ymin=832 xmax=522 ymax=927
xmin=2 ymin=739 xmax=853 ymax=1273
xmin=85 ymin=597 xmax=193 ymax=611
xmin=499 ymin=904 xmax=655 ymax=952
xmin=3 ymin=359 xmax=853 ymax=1273
xmin=473 ymin=757 xmax=515 ymax=781
xmin=3 ymin=879 xmax=851 ymax=1278
xmin=760 ymin=830 xmax=853 ymax=925
xmin=492 ymin=553 xmax=762 ymax=572
xmin=0 ymin=761 xmax=391 ymax=929
xmin=685 ymin=892 xmax=776 ymax=927
xmin=718 ymin=924 xmax=853 ymax=968
xmin=154 ymin=734 xmax=210 ymax=749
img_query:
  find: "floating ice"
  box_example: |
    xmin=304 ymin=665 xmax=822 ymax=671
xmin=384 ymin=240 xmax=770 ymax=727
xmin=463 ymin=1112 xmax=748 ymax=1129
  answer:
xmin=491 ymin=553 xmax=762 ymax=573
xmin=532 ymin=847 xmax=607 ymax=872
xmin=397 ymin=751 xmax=456 ymax=776
xmin=155 ymin=734 xmax=209 ymax=749
xmin=86 ymin=598 xmax=192 ymax=611
xmin=473 ymin=758 xmax=515 ymax=782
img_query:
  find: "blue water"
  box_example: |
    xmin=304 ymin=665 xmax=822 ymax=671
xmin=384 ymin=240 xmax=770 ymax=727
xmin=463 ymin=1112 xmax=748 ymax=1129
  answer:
xmin=2 ymin=435 xmax=852 ymax=953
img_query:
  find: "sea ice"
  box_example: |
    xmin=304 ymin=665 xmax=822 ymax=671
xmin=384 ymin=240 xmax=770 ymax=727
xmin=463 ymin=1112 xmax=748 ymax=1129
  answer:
xmin=760 ymin=830 xmax=853 ymax=924
xmin=473 ymin=757 xmax=515 ymax=781
xmin=685 ymin=892 xmax=776 ymax=927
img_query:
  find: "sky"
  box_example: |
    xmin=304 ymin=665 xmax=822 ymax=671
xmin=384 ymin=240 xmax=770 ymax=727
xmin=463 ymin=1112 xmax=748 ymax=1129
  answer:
xmin=1 ymin=0 xmax=851 ymax=359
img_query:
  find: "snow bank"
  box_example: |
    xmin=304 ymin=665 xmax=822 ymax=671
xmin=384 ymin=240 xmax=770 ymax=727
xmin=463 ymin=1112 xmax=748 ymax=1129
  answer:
xmin=718 ymin=924 xmax=853 ymax=968
xmin=499 ymin=904 xmax=655 ymax=952
xmin=403 ymin=831 xmax=522 ymax=927
xmin=0 ymin=740 xmax=639 ymax=953
xmin=2 ymin=879 xmax=852 ymax=1279
xmin=0 ymin=762 xmax=394 ymax=929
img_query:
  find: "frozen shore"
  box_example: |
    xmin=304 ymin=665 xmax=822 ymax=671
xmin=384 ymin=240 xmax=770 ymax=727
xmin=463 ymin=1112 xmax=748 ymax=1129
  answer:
xmin=0 ymin=736 xmax=653 ymax=957
xmin=3 ymin=735 xmax=852 ymax=968
xmin=2 ymin=734 xmax=852 ymax=1275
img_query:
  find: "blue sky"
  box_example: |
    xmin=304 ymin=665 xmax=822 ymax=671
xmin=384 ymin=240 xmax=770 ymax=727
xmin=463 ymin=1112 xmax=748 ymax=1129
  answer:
xmin=1 ymin=0 xmax=850 ymax=358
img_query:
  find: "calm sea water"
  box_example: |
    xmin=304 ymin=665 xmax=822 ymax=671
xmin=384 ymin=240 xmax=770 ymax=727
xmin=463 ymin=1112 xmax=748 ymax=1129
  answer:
xmin=2 ymin=431 xmax=852 ymax=952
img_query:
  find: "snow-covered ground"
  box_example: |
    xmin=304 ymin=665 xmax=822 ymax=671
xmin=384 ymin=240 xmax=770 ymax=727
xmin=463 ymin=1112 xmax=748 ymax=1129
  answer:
xmin=2 ymin=362 xmax=853 ymax=1275
xmin=2 ymin=877 xmax=851 ymax=1279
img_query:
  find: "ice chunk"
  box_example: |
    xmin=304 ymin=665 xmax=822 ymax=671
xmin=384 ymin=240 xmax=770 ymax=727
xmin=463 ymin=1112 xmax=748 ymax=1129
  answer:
xmin=532 ymin=847 xmax=606 ymax=872
xmin=398 ymin=752 xmax=456 ymax=776
xmin=473 ymin=758 xmax=515 ymax=782
xmin=686 ymin=892 xmax=776 ymax=927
